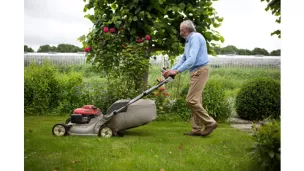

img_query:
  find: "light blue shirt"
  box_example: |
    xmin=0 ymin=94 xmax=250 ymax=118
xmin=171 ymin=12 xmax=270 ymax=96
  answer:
xmin=171 ymin=32 xmax=209 ymax=73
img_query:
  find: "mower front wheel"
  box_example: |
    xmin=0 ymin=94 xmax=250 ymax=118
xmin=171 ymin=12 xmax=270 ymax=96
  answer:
xmin=98 ymin=126 xmax=114 ymax=138
xmin=52 ymin=124 xmax=68 ymax=136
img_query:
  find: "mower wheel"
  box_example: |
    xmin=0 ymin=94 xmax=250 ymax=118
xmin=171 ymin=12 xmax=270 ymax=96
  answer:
xmin=98 ymin=126 xmax=114 ymax=138
xmin=52 ymin=124 xmax=68 ymax=136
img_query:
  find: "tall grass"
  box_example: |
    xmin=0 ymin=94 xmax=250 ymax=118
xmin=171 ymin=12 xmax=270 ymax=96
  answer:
xmin=148 ymin=65 xmax=280 ymax=101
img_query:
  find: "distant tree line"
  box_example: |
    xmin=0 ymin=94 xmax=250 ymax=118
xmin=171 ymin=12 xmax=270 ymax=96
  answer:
xmin=24 ymin=44 xmax=83 ymax=53
xmin=214 ymin=45 xmax=280 ymax=56
xmin=24 ymin=44 xmax=280 ymax=56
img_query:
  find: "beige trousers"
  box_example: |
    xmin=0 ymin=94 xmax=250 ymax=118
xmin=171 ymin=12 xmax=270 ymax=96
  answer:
xmin=186 ymin=65 xmax=215 ymax=131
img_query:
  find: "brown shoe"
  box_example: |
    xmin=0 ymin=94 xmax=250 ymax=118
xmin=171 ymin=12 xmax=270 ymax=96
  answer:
xmin=201 ymin=122 xmax=218 ymax=136
xmin=184 ymin=130 xmax=204 ymax=136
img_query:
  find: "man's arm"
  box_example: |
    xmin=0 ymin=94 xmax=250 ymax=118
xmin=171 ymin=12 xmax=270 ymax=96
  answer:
xmin=176 ymin=35 xmax=200 ymax=73
xmin=171 ymin=54 xmax=186 ymax=71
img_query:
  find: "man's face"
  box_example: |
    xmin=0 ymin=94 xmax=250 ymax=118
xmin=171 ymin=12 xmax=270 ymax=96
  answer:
xmin=180 ymin=24 xmax=190 ymax=39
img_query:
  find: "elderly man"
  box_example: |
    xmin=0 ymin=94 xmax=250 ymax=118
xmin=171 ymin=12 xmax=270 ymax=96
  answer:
xmin=163 ymin=20 xmax=217 ymax=136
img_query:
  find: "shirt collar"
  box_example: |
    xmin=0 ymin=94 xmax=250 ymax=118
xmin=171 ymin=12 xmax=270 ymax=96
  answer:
xmin=186 ymin=32 xmax=194 ymax=42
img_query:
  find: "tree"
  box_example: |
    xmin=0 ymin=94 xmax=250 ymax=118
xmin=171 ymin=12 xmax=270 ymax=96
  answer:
xmin=251 ymin=47 xmax=269 ymax=56
xmin=37 ymin=45 xmax=53 ymax=53
xmin=50 ymin=46 xmax=57 ymax=52
xmin=24 ymin=45 xmax=34 ymax=52
xmin=237 ymin=49 xmax=252 ymax=55
xmin=57 ymin=44 xmax=83 ymax=53
xmin=270 ymin=49 xmax=280 ymax=56
xmin=214 ymin=46 xmax=222 ymax=55
xmin=37 ymin=44 xmax=83 ymax=53
xmin=261 ymin=0 xmax=280 ymax=38
xmin=221 ymin=45 xmax=238 ymax=55
xmin=79 ymin=0 xmax=224 ymax=90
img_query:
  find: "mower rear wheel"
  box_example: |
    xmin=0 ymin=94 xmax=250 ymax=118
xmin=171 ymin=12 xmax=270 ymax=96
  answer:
xmin=98 ymin=126 xmax=113 ymax=138
xmin=52 ymin=124 xmax=67 ymax=136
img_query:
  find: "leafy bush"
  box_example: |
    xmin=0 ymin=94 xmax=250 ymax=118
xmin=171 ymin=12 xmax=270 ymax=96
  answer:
xmin=235 ymin=77 xmax=280 ymax=120
xmin=56 ymin=71 xmax=84 ymax=114
xmin=152 ymin=86 xmax=171 ymax=114
xmin=203 ymin=78 xmax=233 ymax=122
xmin=251 ymin=119 xmax=281 ymax=171
xmin=171 ymin=77 xmax=233 ymax=122
xmin=169 ymin=98 xmax=190 ymax=121
xmin=92 ymin=77 xmax=142 ymax=112
xmin=24 ymin=62 xmax=60 ymax=115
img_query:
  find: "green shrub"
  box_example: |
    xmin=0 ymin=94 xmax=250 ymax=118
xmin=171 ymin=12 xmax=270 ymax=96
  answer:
xmin=251 ymin=119 xmax=281 ymax=171
xmin=169 ymin=98 xmax=191 ymax=121
xmin=151 ymin=86 xmax=172 ymax=114
xmin=171 ymin=77 xmax=233 ymax=122
xmin=235 ymin=77 xmax=280 ymax=120
xmin=81 ymin=76 xmax=142 ymax=112
xmin=203 ymin=78 xmax=233 ymax=122
xmin=56 ymin=71 xmax=84 ymax=114
xmin=78 ymin=78 xmax=107 ymax=111
xmin=24 ymin=62 xmax=60 ymax=115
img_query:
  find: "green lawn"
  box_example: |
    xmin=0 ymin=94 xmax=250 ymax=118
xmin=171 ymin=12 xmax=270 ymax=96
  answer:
xmin=25 ymin=116 xmax=256 ymax=171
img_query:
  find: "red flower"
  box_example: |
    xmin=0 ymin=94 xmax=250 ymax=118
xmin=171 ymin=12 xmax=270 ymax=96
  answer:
xmin=84 ymin=47 xmax=92 ymax=52
xmin=110 ymin=28 xmax=116 ymax=33
xmin=137 ymin=38 xmax=143 ymax=43
xmin=159 ymin=87 xmax=165 ymax=91
xmin=104 ymin=27 xmax=109 ymax=33
xmin=120 ymin=26 xmax=123 ymax=30
xmin=145 ymin=35 xmax=151 ymax=40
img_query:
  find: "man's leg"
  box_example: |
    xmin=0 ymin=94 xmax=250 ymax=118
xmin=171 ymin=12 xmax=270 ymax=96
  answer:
xmin=185 ymin=66 xmax=216 ymax=135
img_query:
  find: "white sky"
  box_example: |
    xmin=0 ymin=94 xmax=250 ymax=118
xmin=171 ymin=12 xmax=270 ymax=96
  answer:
xmin=24 ymin=0 xmax=281 ymax=52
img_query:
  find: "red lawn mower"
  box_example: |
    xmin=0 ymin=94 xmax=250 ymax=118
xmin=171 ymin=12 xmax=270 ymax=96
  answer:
xmin=52 ymin=70 xmax=174 ymax=138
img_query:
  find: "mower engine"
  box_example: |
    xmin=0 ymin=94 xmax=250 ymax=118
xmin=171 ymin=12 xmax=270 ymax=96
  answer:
xmin=71 ymin=105 xmax=102 ymax=124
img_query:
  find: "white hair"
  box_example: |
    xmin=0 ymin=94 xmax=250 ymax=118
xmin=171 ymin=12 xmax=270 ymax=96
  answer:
xmin=180 ymin=20 xmax=196 ymax=32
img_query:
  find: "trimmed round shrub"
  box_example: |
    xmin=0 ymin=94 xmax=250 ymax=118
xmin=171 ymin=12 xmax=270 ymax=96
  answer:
xmin=235 ymin=77 xmax=280 ymax=120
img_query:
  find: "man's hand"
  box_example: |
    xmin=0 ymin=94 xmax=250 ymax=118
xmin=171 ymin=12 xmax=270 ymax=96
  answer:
xmin=162 ymin=69 xmax=179 ymax=78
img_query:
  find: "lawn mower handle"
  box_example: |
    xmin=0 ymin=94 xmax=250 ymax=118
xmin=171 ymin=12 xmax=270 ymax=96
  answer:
xmin=161 ymin=67 xmax=175 ymax=79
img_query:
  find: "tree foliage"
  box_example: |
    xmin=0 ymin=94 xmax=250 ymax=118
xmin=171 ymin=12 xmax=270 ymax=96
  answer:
xmin=220 ymin=45 xmax=238 ymax=55
xmin=261 ymin=0 xmax=280 ymax=38
xmin=81 ymin=0 xmax=224 ymax=57
xmin=270 ymin=49 xmax=280 ymax=56
xmin=24 ymin=45 xmax=34 ymax=52
xmin=251 ymin=47 xmax=270 ymax=56
xmin=79 ymin=0 xmax=224 ymax=90
xmin=237 ymin=49 xmax=252 ymax=56
xmin=214 ymin=45 xmax=280 ymax=56
xmin=56 ymin=44 xmax=83 ymax=53
xmin=37 ymin=44 xmax=83 ymax=53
